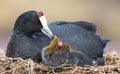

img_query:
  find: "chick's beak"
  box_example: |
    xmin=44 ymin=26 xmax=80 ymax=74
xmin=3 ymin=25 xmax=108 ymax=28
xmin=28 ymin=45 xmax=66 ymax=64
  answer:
xmin=49 ymin=35 xmax=58 ymax=47
xmin=49 ymin=35 xmax=63 ymax=48
xmin=37 ymin=11 xmax=53 ymax=38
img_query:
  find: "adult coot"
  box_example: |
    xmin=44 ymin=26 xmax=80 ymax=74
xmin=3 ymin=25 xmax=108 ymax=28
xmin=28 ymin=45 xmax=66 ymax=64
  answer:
xmin=6 ymin=10 xmax=110 ymax=64
xmin=6 ymin=10 xmax=53 ymax=62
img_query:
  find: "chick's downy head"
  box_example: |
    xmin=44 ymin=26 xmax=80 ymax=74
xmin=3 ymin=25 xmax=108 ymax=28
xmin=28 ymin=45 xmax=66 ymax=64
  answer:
xmin=46 ymin=35 xmax=72 ymax=53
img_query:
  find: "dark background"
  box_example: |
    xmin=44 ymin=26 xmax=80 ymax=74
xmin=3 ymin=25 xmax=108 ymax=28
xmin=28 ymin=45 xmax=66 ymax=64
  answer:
xmin=0 ymin=0 xmax=120 ymax=53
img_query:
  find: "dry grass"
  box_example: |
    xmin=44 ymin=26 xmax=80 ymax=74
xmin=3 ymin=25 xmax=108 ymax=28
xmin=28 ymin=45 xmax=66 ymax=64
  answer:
xmin=0 ymin=49 xmax=120 ymax=74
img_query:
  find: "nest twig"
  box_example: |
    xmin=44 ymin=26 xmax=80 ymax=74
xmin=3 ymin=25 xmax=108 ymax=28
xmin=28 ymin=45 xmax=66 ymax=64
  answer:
xmin=0 ymin=49 xmax=120 ymax=74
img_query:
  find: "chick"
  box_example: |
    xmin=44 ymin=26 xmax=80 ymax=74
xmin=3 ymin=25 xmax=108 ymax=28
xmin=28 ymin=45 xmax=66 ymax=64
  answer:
xmin=42 ymin=35 xmax=93 ymax=68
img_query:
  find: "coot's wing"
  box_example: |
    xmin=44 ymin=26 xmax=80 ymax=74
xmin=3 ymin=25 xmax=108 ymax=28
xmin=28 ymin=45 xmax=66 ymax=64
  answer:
xmin=70 ymin=21 xmax=97 ymax=33
xmin=48 ymin=21 xmax=96 ymax=33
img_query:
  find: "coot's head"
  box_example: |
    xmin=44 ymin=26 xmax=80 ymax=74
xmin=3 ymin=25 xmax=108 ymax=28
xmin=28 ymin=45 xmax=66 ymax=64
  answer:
xmin=14 ymin=10 xmax=53 ymax=38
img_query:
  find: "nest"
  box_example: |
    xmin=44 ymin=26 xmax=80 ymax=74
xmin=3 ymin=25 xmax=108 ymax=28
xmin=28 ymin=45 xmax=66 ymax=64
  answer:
xmin=0 ymin=49 xmax=120 ymax=74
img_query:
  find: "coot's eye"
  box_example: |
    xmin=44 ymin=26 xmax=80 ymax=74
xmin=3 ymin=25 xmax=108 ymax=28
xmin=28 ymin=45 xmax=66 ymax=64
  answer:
xmin=35 ymin=21 xmax=38 ymax=25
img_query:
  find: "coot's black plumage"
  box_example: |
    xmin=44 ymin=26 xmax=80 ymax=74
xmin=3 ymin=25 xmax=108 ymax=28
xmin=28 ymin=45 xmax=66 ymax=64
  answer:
xmin=6 ymin=10 xmax=110 ymax=64
xmin=50 ymin=21 xmax=97 ymax=33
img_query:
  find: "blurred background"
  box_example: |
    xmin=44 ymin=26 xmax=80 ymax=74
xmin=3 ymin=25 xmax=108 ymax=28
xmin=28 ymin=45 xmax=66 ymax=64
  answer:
xmin=0 ymin=0 xmax=120 ymax=53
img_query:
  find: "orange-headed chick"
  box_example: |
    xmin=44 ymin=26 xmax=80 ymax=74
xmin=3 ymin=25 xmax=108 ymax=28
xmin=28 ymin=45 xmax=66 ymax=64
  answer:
xmin=41 ymin=35 xmax=72 ymax=68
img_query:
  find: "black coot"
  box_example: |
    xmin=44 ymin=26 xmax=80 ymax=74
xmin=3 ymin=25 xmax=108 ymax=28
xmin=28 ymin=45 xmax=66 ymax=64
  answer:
xmin=6 ymin=10 xmax=110 ymax=65
xmin=6 ymin=10 xmax=53 ymax=62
